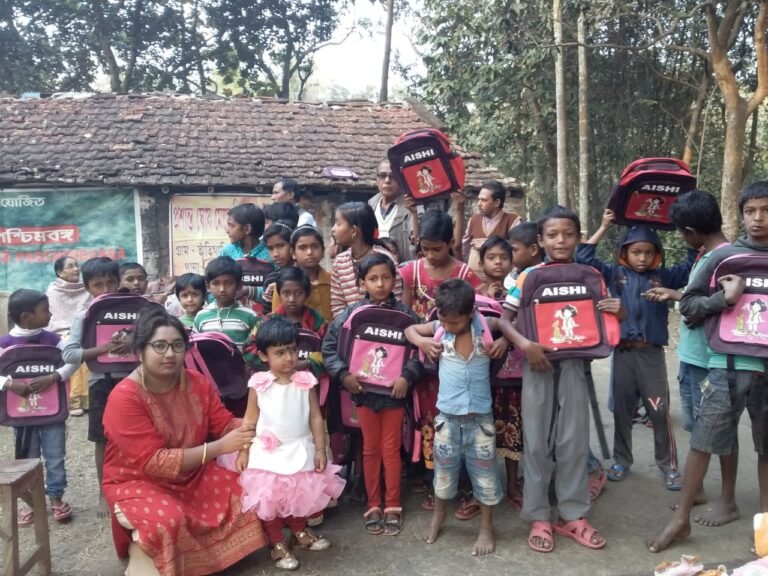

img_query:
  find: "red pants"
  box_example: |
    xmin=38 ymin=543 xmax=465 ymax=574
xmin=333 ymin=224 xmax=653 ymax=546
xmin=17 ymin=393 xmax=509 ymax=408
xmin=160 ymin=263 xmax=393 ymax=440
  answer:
xmin=263 ymin=516 xmax=307 ymax=545
xmin=357 ymin=405 xmax=404 ymax=510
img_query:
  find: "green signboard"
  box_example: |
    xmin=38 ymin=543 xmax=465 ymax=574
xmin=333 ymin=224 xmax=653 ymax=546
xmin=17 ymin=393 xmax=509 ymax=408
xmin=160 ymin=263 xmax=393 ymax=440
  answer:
xmin=0 ymin=188 xmax=139 ymax=292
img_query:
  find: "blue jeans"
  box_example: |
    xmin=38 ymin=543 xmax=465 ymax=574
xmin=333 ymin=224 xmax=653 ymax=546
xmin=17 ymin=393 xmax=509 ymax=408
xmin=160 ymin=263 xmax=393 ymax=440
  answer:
xmin=678 ymin=362 xmax=708 ymax=433
xmin=14 ymin=423 xmax=67 ymax=499
xmin=432 ymin=413 xmax=503 ymax=506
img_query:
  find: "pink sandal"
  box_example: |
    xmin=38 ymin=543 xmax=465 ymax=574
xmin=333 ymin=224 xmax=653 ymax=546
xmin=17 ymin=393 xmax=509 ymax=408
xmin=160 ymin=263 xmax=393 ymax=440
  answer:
xmin=52 ymin=502 xmax=72 ymax=522
xmin=18 ymin=507 xmax=34 ymax=527
xmin=553 ymin=518 xmax=605 ymax=549
xmin=588 ymin=471 xmax=608 ymax=501
xmin=528 ymin=521 xmax=554 ymax=553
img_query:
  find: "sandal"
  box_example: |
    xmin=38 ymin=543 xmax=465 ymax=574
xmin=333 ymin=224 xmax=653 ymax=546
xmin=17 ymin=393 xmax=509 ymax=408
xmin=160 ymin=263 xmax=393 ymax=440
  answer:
xmin=553 ymin=518 xmax=606 ymax=549
xmin=18 ymin=505 xmax=34 ymax=527
xmin=664 ymin=471 xmax=683 ymax=492
xmin=292 ymin=528 xmax=330 ymax=551
xmin=607 ymin=464 xmax=630 ymax=482
xmin=382 ymin=507 xmax=403 ymax=536
xmin=421 ymin=492 xmax=435 ymax=511
xmin=455 ymin=496 xmax=481 ymax=521
xmin=271 ymin=542 xmax=299 ymax=571
xmin=52 ymin=501 xmax=72 ymax=522
xmin=528 ymin=521 xmax=554 ymax=553
xmin=588 ymin=471 xmax=608 ymax=501
xmin=363 ymin=507 xmax=384 ymax=535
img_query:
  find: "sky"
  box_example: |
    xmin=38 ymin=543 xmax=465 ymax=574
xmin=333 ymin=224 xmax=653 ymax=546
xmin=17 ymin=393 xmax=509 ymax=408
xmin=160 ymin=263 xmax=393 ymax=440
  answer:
xmin=308 ymin=2 xmax=424 ymax=101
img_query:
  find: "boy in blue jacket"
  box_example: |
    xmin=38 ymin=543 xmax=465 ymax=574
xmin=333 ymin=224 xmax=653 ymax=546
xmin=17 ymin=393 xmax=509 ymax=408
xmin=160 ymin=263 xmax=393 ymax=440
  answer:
xmin=577 ymin=209 xmax=696 ymax=491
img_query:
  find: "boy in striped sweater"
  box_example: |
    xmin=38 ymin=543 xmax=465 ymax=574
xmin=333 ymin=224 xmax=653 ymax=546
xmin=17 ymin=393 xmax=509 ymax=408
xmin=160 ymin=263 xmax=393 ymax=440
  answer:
xmin=193 ymin=256 xmax=259 ymax=350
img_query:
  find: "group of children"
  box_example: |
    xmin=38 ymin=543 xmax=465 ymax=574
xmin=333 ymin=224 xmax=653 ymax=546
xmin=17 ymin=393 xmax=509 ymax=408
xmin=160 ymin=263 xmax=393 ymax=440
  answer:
xmin=4 ymin=179 xmax=768 ymax=568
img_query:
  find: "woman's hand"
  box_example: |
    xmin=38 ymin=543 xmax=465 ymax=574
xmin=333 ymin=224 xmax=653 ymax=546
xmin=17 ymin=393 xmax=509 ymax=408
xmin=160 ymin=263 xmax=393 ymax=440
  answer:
xmin=314 ymin=449 xmax=328 ymax=472
xmin=342 ymin=373 xmax=363 ymax=395
xmin=216 ymin=424 xmax=256 ymax=455
xmin=390 ymin=377 xmax=409 ymax=399
xmin=235 ymin=450 xmax=249 ymax=472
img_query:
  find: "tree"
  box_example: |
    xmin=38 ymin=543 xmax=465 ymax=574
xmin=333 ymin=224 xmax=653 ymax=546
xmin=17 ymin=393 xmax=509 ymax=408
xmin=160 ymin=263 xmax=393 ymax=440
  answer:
xmin=577 ymin=4 xmax=590 ymax=235
xmin=553 ymin=0 xmax=569 ymax=206
xmin=380 ymin=0 xmax=395 ymax=102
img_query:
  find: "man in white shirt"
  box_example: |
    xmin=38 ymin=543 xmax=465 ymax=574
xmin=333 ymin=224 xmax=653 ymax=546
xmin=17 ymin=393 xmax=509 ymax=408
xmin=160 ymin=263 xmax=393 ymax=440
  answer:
xmin=272 ymin=178 xmax=316 ymax=227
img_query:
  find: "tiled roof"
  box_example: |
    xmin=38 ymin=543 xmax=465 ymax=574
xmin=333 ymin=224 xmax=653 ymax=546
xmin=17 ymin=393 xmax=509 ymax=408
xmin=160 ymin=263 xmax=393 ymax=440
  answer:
xmin=0 ymin=93 xmax=522 ymax=194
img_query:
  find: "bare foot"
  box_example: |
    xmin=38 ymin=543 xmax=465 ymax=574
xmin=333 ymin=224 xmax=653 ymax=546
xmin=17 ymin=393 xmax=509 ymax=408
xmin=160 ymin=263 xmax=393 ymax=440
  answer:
xmin=693 ymin=499 xmax=740 ymax=527
xmin=646 ymin=518 xmax=691 ymax=553
xmin=97 ymin=496 xmax=110 ymax=519
xmin=423 ymin=507 xmax=445 ymax=544
xmin=670 ymin=489 xmax=708 ymax=511
xmin=471 ymin=525 xmax=495 ymax=556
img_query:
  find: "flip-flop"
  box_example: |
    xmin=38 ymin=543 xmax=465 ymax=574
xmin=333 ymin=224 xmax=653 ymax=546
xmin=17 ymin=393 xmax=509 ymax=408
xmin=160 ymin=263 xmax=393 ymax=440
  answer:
xmin=52 ymin=501 xmax=72 ymax=522
xmin=382 ymin=507 xmax=403 ymax=536
xmin=454 ymin=497 xmax=481 ymax=521
xmin=607 ymin=464 xmax=630 ymax=482
xmin=363 ymin=507 xmax=384 ymax=535
xmin=664 ymin=472 xmax=683 ymax=491
xmin=421 ymin=492 xmax=435 ymax=511
xmin=18 ymin=507 xmax=34 ymax=527
xmin=528 ymin=521 xmax=554 ymax=553
xmin=553 ymin=518 xmax=606 ymax=549
xmin=589 ymin=471 xmax=608 ymax=501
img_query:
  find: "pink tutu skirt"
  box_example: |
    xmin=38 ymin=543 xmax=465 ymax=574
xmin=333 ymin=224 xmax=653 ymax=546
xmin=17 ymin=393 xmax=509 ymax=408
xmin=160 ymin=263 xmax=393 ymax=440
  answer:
xmin=240 ymin=464 xmax=345 ymax=521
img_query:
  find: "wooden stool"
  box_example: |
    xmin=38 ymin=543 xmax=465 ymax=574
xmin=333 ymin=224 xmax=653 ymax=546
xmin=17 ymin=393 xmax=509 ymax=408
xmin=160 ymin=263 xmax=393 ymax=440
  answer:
xmin=0 ymin=459 xmax=51 ymax=576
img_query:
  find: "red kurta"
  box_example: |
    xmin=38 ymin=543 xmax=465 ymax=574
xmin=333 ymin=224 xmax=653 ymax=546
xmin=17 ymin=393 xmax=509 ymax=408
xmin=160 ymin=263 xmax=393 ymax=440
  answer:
xmin=103 ymin=369 xmax=266 ymax=576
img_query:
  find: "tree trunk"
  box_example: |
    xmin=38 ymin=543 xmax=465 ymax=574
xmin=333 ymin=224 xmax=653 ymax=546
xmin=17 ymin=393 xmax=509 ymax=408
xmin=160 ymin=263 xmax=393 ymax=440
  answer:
xmin=720 ymin=100 xmax=747 ymax=239
xmin=522 ymin=86 xmax=558 ymax=195
xmin=577 ymin=6 xmax=589 ymax=236
xmin=380 ymin=0 xmax=395 ymax=103
xmin=553 ymin=0 xmax=569 ymax=206
xmin=682 ymin=67 xmax=709 ymax=167
xmin=743 ymin=108 xmax=760 ymax=183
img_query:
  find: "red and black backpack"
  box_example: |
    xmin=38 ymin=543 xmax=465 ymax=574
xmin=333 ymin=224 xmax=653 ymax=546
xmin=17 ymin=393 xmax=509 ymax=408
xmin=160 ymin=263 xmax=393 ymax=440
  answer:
xmin=607 ymin=157 xmax=696 ymax=230
xmin=387 ymin=129 xmax=466 ymax=204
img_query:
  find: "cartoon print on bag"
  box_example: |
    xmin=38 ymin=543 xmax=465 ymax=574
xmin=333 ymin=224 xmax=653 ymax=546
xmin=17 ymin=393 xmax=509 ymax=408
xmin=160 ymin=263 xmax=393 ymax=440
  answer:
xmin=360 ymin=346 xmax=388 ymax=380
xmin=416 ymin=166 xmax=438 ymax=196
xmin=633 ymin=195 xmax=665 ymax=219
xmin=551 ymin=304 xmax=585 ymax=345
xmin=734 ymin=298 xmax=768 ymax=338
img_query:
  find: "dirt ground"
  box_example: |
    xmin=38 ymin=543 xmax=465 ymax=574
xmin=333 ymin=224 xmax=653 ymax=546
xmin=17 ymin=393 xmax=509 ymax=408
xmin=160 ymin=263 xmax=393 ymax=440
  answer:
xmin=0 ymin=320 xmax=763 ymax=575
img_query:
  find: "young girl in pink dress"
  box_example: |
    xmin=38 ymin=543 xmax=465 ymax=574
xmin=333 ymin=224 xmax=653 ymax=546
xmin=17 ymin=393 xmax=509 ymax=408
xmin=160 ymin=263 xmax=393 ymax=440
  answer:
xmin=235 ymin=316 xmax=345 ymax=571
xmin=400 ymin=210 xmax=481 ymax=513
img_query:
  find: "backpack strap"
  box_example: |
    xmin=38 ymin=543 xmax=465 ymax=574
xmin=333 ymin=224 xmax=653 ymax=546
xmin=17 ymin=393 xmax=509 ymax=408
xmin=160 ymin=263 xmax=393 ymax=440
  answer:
xmin=546 ymin=360 xmax=562 ymax=458
xmin=726 ymin=354 xmax=739 ymax=428
xmin=457 ymin=262 xmax=470 ymax=280
xmin=188 ymin=345 xmax=217 ymax=389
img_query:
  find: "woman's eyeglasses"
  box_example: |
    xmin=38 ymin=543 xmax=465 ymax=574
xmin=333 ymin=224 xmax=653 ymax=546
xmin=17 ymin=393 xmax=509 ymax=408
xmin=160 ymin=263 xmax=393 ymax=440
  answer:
xmin=147 ymin=340 xmax=188 ymax=354
xmin=376 ymin=172 xmax=393 ymax=180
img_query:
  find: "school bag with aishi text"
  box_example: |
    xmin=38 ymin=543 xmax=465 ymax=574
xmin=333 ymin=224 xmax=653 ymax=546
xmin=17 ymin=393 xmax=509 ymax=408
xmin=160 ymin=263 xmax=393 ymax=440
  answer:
xmin=185 ymin=331 xmax=248 ymax=401
xmin=237 ymin=257 xmax=275 ymax=315
xmin=607 ymin=157 xmax=696 ymax=230
xmin=338 ymin=304 xmax=417 ymax=395
xmin=296 ymin=328 xmax=330 ymax=406
xmin=705 ymin=253 xmax=768 ymax=358
xmin=0 ymin=345 xmax=68 ymax=426
xmin=387 ymin=129 xmax=466 ymax=204
xmin=83 ymin=293 xmax=162 ymax=373
xmin=515 ymin=263 xmax=620 ymax=360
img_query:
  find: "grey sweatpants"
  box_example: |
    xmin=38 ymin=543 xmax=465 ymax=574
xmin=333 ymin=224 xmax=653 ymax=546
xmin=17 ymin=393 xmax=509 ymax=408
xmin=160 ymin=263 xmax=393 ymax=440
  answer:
xmin=522 ymin=359 xmax=590 ymax=522
xmin=612 ymin=346 xmax=678 ymax=474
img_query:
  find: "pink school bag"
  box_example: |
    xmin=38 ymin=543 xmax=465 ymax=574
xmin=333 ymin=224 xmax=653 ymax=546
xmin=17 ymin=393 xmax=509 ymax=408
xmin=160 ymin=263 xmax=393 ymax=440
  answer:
xmin=705 ymin=253 xmax=768 ymax=358
xmin=0 ymin=345 xmax=68 ymax=426
xmin=296 ymin=328 xmax=330 ymax=406
xmin=185 ymin=332 xmax=248 ymax=400
xmin=83 ymin=293 xmax=162 ymax=373
xmin=337 ymin=304 xmax=417 ymax=395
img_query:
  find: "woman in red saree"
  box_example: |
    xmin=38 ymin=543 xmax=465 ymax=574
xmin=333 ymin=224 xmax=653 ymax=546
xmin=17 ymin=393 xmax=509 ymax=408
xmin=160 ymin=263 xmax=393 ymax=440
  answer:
xmin=102 ymin=308 xmax=266 ymax=576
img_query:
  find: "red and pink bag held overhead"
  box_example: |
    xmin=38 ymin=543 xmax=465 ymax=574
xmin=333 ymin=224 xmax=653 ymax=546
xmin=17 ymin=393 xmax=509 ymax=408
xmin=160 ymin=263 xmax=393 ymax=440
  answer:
xmin=515 ymin=263 xmax=620 ymax=361
xmin=387 ymin=128 xmax=466 ymax=204
xmin=705 ymin=253 xmax=768 ymax=358
xmin=296 ymin=328 xmax=330 ymax=407
xmin=337 ymin=304 xmax=417 ymax=395
xmin=607 ymin=157 xmax=696 ymax=230
xmin=185 ymin=331 xmax=248 ymax=400
xmin=0 ymin=345 xmax=68 ymax=426
xmin=83 ymin=293 xmax=162 ymax=373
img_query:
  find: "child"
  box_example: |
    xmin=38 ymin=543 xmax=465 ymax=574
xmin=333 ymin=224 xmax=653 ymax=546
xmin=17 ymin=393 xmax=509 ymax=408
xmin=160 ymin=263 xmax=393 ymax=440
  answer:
xmin=405 ymin=278 xmax=508 ymax=556
xmin=118 ymin=262 xmax=148 ymax=295
xmin=280 ymin=225 xmax=331 ymax=322
xmin=236 ymin=316 xmax=344 ymax=570
xmin=245 ymin=266 xmax=327 ymax=376
xmin=330 ymin=202 xmax=402 ymax=318
xmin=265 ymin=202 xmax=300 ymax=229
xmin=379 ymin=237 xmax=401 ymax=265
xmin=0 ymin=289 xmax=79 ymax=525
xmin=648 ymin=182 xmax=768 ymax=553
xmin=322 ymin=253 xmax=424 ymax=537
xmin=400 ymin=210 xmax=481 ymax=508
xmin=220 ymin=202 xmax=271 ymax=261
xmin=61 ymin=256 xmax=128 ymax=518
xmin=461 ymin=180 xmax=521 ymax=278
xmin=261 ymin=221 xmax=296 ymax=315
xmin=507 ymin=223 xmax=541 ymax=290
xmin=578 ymin=208 xmax=696 ymax=491
xmin=174 ymin=272 xmax=206 ymax=329
xmin=503 ymin=205 xmax=620 ymax=552
xmin=478 ymin=236 xmax=525 ymax=509
xmin=193 ymin=256 xmax=259 ymax=350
